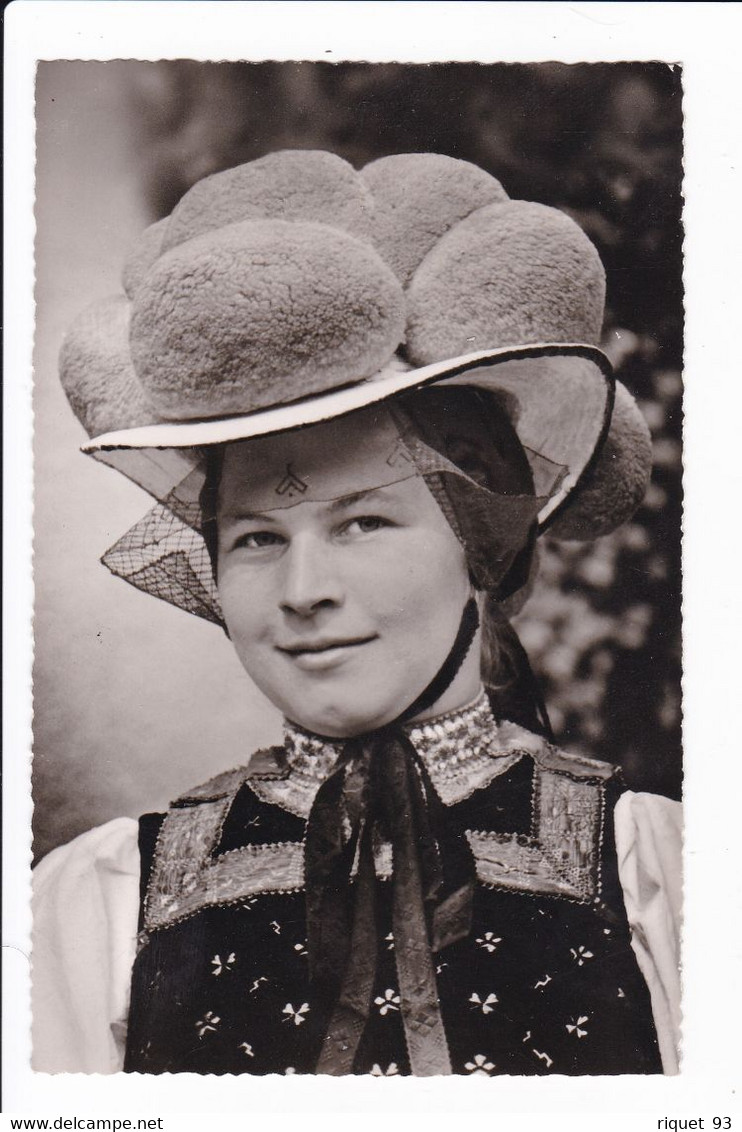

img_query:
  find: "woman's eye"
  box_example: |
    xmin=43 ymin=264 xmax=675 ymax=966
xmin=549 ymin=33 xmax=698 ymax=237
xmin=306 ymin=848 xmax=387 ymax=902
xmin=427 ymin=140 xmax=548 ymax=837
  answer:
xmin=234 ymin=530 xmax=284 ymax=550
xmin=340 ymin=515 xmax=390 ymax=536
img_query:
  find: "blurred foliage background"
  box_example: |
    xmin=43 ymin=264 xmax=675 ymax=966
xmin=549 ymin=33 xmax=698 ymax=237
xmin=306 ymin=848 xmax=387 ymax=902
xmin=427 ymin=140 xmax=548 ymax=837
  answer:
xmin=125 ymin=61 xmax=683 ymax=799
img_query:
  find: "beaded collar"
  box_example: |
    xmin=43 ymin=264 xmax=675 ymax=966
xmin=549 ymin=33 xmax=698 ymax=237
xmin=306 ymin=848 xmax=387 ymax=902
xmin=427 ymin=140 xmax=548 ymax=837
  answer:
xmin=249 ymin=688 xmax=524 ymax=817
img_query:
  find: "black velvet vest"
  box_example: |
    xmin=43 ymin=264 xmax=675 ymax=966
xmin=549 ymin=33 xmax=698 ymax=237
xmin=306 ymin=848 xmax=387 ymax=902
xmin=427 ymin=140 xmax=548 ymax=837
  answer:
xmin=124 ymin=729 xmax=662 ymax=1076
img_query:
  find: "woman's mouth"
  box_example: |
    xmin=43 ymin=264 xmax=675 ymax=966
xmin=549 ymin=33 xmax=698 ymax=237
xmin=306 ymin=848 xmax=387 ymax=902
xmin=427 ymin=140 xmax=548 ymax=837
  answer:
xmin=277 ymin=636 xmax=377 ymax=671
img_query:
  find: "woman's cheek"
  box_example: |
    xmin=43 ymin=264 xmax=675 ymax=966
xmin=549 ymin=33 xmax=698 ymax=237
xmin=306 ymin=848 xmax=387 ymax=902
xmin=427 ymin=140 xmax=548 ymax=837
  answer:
xmin=219 ymin=570 xmax=271 ymax=652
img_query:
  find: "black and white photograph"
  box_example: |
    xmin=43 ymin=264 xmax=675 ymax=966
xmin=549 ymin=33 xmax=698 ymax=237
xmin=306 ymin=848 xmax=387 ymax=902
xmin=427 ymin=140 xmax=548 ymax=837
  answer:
xmin=4 ymin=0 xmax=741 ymax=1121
xmin=30 ymin=55 xmax=683 ymax=1078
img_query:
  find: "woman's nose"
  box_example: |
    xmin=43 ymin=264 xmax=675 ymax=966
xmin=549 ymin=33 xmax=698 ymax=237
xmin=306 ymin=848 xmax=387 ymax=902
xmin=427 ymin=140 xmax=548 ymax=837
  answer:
xmin=279 ymin=535 xmax=343 ymax=618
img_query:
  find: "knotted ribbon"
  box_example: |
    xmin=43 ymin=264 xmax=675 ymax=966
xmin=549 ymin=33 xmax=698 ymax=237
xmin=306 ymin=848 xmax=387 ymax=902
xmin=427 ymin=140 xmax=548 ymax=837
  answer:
xmin=304 ymin=599 xmax=480 ymax=1075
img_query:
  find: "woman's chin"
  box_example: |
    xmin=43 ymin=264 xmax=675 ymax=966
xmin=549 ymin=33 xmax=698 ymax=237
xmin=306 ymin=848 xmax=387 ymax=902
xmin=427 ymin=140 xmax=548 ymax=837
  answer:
xmin=251 ymin=663 xmax=419 ymax=738
xmin=282 ymin=696 xmax=404 ymax=739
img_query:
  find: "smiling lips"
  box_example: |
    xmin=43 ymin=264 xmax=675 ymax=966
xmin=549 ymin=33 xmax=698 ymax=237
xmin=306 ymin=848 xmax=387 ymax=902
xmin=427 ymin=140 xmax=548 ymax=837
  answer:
xmin=278 ymin=636 xmax=376 ymax=656
xmin=276 ymin=636 xmax=377 ymax=670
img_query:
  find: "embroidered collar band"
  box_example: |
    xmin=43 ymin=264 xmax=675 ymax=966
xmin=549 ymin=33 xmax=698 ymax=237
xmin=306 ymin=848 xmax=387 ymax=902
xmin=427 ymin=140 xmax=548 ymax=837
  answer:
xmin=278 ymin=688 xmax=526 ymax=812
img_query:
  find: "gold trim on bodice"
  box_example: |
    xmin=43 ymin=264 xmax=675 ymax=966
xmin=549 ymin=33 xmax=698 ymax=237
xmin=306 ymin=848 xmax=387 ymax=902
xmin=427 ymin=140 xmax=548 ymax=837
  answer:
xmin=143 ymin=696 xmax=614 ymax=935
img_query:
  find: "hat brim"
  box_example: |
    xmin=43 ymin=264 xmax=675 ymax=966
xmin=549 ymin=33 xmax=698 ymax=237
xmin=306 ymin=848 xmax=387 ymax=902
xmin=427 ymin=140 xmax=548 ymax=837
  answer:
xmin=84 ymin=343 xmax=613 ymax=530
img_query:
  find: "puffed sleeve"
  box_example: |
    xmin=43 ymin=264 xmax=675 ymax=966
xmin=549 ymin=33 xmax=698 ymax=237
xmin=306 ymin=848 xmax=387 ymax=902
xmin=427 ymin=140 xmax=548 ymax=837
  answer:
xmin=614 ymin=791 xmax=682 ymax=1075
xmin=32 ymin=817 xmax=140 ymax=1073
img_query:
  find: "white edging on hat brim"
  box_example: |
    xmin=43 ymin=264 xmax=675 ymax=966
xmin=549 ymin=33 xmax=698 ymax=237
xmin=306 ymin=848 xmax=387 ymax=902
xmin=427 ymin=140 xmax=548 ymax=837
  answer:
xmin=82 ymin=343 xmax=612 ymax=451
xmin=84 ymin=343 xmax=614 ymax=531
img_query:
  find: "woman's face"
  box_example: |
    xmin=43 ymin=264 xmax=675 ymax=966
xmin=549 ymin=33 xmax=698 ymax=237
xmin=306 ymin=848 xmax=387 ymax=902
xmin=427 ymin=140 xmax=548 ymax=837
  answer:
xmin=216 ymin=408 xmax=479 ymax=737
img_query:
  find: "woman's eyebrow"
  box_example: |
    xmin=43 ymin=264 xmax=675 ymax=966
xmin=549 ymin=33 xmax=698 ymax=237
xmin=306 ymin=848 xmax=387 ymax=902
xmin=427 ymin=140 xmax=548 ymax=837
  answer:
xmin=221 ymin=507 xmax=280 ymax=524
xmin=327 ymin=487 xmax=386 ymax=513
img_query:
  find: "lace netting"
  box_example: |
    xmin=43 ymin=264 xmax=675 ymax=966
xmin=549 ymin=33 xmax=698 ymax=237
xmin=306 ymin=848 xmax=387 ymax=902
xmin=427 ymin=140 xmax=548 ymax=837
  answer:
xmin=102 ymin=501 xmax=224 ymax=625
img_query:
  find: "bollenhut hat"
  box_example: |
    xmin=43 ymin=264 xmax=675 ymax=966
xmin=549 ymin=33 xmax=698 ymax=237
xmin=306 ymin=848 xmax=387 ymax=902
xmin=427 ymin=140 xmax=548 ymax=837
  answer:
xmin=59 ymin=150 xmax=653 ymax=624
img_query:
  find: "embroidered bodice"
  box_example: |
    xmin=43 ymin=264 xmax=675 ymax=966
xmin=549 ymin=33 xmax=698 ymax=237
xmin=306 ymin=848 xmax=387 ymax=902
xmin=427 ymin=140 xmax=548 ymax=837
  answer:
xmin=124 ymin=696 xmax=662 ymax=1076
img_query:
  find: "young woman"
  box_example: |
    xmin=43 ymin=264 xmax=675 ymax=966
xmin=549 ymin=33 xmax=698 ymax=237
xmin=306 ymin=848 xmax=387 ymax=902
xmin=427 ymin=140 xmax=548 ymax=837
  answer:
xmin=32 ymin=150 xmax=681 ymax=1076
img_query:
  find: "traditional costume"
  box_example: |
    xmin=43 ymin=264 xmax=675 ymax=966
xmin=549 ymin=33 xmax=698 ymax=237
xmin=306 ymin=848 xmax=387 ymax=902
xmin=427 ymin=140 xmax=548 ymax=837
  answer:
xmin=33 ymin=150 xmax=682 ymax=1075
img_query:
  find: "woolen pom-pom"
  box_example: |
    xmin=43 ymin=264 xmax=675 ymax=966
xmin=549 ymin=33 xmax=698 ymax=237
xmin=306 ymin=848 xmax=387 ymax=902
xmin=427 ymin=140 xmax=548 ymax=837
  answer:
xmin=406 ymin=200 xmax=605 ymax=364
xmin=162 ymin=149 xmax=374 ymax=252
xmin=122 ymin=218 xmax=168 ymax=301
xmin=59 ymin=295 xmax=152 ymax=438
xmin=548 ymin=381 xmax=652 ymax=540
xmin=130 ymin=219 xmax=406 ymax=419
xmin=362 ymin=153 xmax=508 ymax=286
